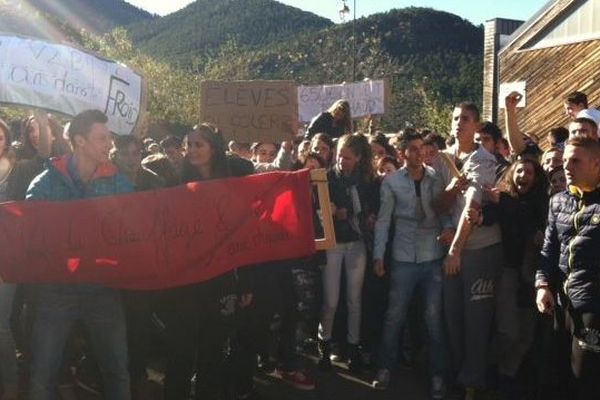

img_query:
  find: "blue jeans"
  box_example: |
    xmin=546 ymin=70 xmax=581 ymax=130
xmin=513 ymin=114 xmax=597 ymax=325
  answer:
xmin=29 ymin=285 xmax=130 ymax=400
xmin=0 ymin=283 xmax=17 ymax=391
xmin=378 ymin=259 xmax=445 ymax=375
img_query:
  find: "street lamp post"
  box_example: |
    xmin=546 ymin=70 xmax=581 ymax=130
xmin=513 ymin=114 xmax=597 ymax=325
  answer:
xmin=339 ymin=0 xmax=356 ymax=82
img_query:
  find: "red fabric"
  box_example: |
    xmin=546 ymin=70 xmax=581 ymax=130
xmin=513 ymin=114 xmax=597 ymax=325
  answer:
xmin=0 ymin=170 xmax=315 ymax=290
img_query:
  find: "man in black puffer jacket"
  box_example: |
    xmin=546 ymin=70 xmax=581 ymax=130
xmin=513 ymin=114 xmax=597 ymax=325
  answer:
xmin=536 ymin=136 xmax=600 ymax=400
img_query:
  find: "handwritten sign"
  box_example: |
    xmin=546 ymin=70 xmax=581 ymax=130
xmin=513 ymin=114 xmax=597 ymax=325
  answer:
xmin=297 ymin=80 xmax=386 ymax=122
xmin=499 ymin=81 xmax=527 ymax=108
xmin=0 ymin=34 xmax=144 ymax=136
xmin=0 ymin=171 xmax=315 ymax=290
xmin=199 ymin=80 xmax=298 ymax=143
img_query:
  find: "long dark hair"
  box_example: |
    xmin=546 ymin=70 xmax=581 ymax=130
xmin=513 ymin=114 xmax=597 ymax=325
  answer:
xmin=310 ymin=132 xmax=334 ymax=164
xmin=498 ymin=158 xmax=547 ymax=200
xmin=180 ymin=123 xmax=230 ymax=182
xmin=337 ymin=133 xmax=374 ymax=182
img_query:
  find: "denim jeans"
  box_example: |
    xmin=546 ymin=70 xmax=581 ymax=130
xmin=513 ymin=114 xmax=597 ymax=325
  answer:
xmin=0 ymin=283 xmax=17 ymax=392
xmin=29 ymin=285 xmax=130 ymax=400
xmin=377 ymin=259 xmax=445 ymax=375
xmin=319 ymin=240 xmax=367 ymax=344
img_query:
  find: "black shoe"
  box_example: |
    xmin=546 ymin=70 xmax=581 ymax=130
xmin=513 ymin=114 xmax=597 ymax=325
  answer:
xmin=347 ymin=344 xmax=366 ymax=372
xmin=318 ymin=340 xmax=332 ymax=371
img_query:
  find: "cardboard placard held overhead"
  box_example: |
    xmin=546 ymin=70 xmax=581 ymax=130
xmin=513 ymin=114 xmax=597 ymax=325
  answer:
xmin=200 ymin=80 xmax=298 ymax=143
xmin=0 ymin=34 xmax=144 ymax=136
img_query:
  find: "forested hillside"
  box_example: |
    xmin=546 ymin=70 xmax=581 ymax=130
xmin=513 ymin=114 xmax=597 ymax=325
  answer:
xmin=0 ymin=0 xmax=484 ymax=133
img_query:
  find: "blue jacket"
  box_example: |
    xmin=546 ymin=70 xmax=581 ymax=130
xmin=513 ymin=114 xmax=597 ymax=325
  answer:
xmin=536 ymin=187 xmax=600 ymax=313
xmin=26 ymin=155 xmax=133 ymax=293
xmin=27 ymin=155 xmax=133 ymax=201
xmin=373 ymin=166 xmax=449 ymax=263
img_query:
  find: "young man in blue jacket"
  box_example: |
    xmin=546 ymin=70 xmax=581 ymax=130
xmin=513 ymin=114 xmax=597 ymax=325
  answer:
xmin=26 ymin=110 xmax=133 ymax=400
xmin=536 ymin=136 xmax=600 ymax=400
xmin=371 ymin=130 xmax=452 ymax=399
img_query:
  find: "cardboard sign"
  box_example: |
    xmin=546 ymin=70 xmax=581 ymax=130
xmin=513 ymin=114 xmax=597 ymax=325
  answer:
xmin=499 ymin=81 xmax=527 ymax=108
xmin=200 ymin=80 xmax=298 ymax=143
xmin=297 ymin=80 xmax=386 ymax=122
xmin=0 ymin=34 xmax=144 ymax=136
xmin=0 ymin=171 xmax=315 ymax=290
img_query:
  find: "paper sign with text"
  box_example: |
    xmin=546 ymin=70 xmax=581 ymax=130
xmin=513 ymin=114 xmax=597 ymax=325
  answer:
xmin=200 ymin=80 xmax=298 ymax=143
xmin=0 ymin=171 xmax=315 ymax=290
xmin=0 ymin=34 xmax=143 ymax=136
xmin=297 ymin=80 xmax=386 ymax=122
xmin=499 ymin=81 xmax=527 ymax=108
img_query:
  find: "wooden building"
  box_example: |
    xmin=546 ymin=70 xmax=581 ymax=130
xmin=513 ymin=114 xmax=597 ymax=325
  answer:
xmin=483 ymin=0 xmax=600 ymax=148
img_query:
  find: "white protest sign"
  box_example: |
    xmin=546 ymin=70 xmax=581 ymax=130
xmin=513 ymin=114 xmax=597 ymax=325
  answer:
xmin=297 ymin=80 xmax=386 ymax=122
xmin=499 ymin=81 xmax=526 ymax=108
xmin=0 ymin=34 xmax=144 ymax=136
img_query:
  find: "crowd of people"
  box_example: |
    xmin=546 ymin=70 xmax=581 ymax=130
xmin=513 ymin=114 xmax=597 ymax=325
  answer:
xmin=0 ymin=91 xmax=599 ymax=400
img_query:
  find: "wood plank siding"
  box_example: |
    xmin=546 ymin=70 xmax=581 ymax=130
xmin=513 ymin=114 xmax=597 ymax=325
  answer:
xmin=495 ymin=0 xmax=600 ymax=149
xmin=482 ymin=19 xmax=523 ymax=122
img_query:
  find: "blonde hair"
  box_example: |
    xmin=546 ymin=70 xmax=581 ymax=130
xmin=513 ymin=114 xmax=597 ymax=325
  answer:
xmin=327 ymin=99 xmax=352 ymax=134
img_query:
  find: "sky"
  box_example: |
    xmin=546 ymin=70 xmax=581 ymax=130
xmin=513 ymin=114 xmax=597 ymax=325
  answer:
xmin=126 ymin=0 xmax=549 ymax=26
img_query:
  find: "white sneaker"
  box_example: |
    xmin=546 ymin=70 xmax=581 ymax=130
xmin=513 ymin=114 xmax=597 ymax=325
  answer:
xmin=372 ymin=368 xmax=390 ymax=390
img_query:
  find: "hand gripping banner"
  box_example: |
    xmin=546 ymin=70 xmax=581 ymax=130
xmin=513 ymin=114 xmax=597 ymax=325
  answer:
xmin=0 ymin=170 xmax=315 ymax=290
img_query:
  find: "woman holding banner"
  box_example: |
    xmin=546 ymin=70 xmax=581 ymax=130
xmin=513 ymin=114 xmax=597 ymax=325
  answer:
xmin=163 ymin=123 xmax=254 ymax=400
xmin=0 ymin=114 xmax=52 ymax=400
xmin=305 ymin=99 xmax=352 ymax=140
xmin=0 ymin=119 xmax=18 ymax=400
xmin=318 ymin=133 xmax=378 ymax=371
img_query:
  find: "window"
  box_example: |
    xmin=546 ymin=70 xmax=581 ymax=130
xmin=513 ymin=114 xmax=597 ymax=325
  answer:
xmin=525 ymin=0 xmax=600 ymax=49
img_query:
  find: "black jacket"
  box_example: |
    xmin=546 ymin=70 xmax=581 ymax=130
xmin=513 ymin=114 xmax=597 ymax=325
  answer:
xmin=304 ymin=112 xmax=346 ymax=140
xmin=328 ymin=168 xmax=379 ymax=244
xmin=536 ymin=187 xmax=600 ymax=313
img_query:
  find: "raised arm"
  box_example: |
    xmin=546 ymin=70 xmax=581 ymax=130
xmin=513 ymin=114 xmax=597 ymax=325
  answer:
xmin=504 ymin=91 xmax=526 ymax=156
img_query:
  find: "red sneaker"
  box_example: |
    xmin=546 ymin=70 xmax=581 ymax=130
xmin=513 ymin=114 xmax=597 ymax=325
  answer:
xmin=280 ymin=371 xmax=316 ymax=391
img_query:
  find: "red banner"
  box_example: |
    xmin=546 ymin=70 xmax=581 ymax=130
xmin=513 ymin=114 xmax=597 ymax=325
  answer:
xmin=0 ymin=170 xmax=315 ymax=290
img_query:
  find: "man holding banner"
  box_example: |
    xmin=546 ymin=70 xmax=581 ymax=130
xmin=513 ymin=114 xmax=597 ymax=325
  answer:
xmin=26 ymin=110 xmax=133 ymax=400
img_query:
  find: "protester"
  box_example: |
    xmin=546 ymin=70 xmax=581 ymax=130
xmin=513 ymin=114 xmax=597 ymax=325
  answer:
xmin=375 ymin=156 xmax=400 ymax=179
xmin=476 ymin=121 xmax=510 ymax=180
xmin=26 ymin=109 xmax=133 ymax=400
xmin=548 ymin=166 xmax=566 ymax=196
xmin=485 ymin=158 xmax=548 ymax=397
xmin=163 ymin=123 xmax=254 ymax=400
xmin=251 ymin=141 xmax=294 ymax=172
xmin=304 ymin=100 xmax=352 ymax=140
xmin=309 ymin=133 xmax=335 ymax=168
xmin=318 ymin=133 xmax=378 ymax=371
xmin=434 ymin=102 xmax=503 ymax=399
xmin=568 ymin=117 xmax=598 ymax=140
xmin=536 ymin=137 xmax=600 ymax=399
xmin=368 ymin=133 xmax=396 ymax=163
xmin=294 ymin=139 xmax=312 ymax=168
xmin=159 ymin=135 xmax=184 ymax=174
xmin=564 ymin=91 xmax=600 ymax=124
xmin=541 ymin=147 xmax=564 ymax=174
xmin=547 ymin=127 xmax=569 ymax=150
xmin=111 ymin=136 xmax=166 ymax=191
xmin=371 ymin=131 xmax=450 ymax=399
xmin=0 ymin=119 xmax=19 ymax=400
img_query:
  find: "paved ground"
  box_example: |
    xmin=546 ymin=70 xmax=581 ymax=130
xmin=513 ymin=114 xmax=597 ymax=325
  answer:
xmin=254 ymin=356 xmax=430 ymax=400
xmin=49 ymin=354 xmax=432 ymax=400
